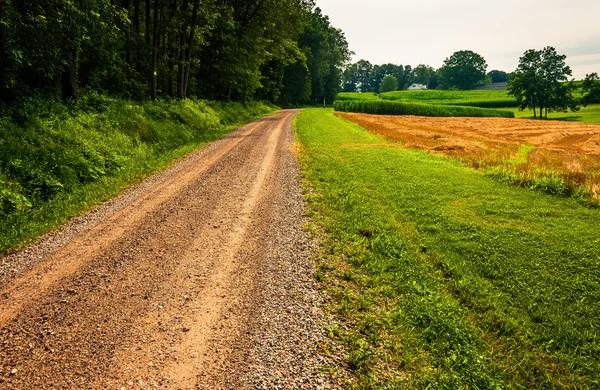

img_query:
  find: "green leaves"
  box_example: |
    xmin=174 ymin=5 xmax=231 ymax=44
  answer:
xmin=508 ymin=47 xmax=579 ymax=118
xmin=335 ymin=100 xmax=515 ymax=118
xmin=438 ymin=50 xmax=488 ymax=90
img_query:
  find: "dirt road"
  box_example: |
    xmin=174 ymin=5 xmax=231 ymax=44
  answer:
xmin=0 ymin=110 xmax=336 ymax=389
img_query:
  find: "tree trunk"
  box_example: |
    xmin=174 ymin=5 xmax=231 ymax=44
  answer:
xmin=145 ymin=0 xmax=151 ymax=45
xmin=0 ymin=0 xmax=6 ymax=102
xmin=177 ymin=0 xmax=189 ymax=98
xmin=183 ymin=0 xmax=199 ymax=97
xmin=62 ymin=49 xmax=78 ymax=103
xmin=134 ymin=0 xmax=141 ymax=35
xmin=151 ymin=0 xmax=160 ymax=100
xmin=533 ymin=105 xmax=536 ymax=118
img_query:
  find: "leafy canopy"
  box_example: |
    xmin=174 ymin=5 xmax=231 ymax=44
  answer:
xmin=508 ymin=47 xmax=579 ymax=118
xmin=438 ymin=50 xmax=487 ymax=90
xmin=379 ymin=75 xmax=398 ymax=93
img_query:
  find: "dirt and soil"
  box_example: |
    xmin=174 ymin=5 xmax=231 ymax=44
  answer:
xmin=0 ymin=110 xmax=340 ymax=389
xmin=338 ymin=113 xmax=600 ymax=197
xmin=337 ymin=113 xmax=600 ymax=155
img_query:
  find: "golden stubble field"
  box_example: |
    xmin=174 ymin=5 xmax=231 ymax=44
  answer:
xmin=337 ymin=112 xmax=600 ymax=199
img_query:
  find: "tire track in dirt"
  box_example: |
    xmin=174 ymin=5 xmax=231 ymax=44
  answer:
xmin=0 ymin=110 xmax=336 ymax=389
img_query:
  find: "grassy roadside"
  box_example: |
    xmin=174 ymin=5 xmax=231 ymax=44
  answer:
xmin=295 ymin=109 xmax=600 ymax=389
xmin=0 ymin=95 xmax=277 ymax=254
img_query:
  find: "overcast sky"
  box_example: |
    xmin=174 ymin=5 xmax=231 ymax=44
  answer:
xmin=315 ymin=0 xmax=600 ymax=79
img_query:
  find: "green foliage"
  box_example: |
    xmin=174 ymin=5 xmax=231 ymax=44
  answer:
xmin=508 ymin=47 xmax=579 ymax=118
xmin=342 ymin=61 xmax=434 ymax=93
xmin=0 ymin=0 xmax=348 ymax=105
xmin=506 ymin=103 xmax=600 ymax=123
xmin=335 ymin=99 xmax=514 ymax=118
xmin=488 ymin=70 xmax=509 ymax=83
xmin=438 ymin=50 xmax=488 ymax=90
xmin=380 ymin=89 xmax=518 ymax=108
xmin=378 ymin=75 xmax=397 ymax=93
xmin=581 ymin=73 xmax=600 ymax=106
xmin=0 ymin=94 xmax=276 ymax=253
xmin=296 ymin=108 xmax=600 ymax=388
xmin=336 ymin=92 xmax=380 ymax=101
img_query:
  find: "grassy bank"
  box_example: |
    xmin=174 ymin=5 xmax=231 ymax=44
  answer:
xmin=0 ymin=94 xmax=277 ymax=254
xmin=296 ymin=109 xmax=600 ymax=389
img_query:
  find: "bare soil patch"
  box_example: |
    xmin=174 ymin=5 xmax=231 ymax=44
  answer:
xmin=338 ymin=112 xmax=600 ymax=198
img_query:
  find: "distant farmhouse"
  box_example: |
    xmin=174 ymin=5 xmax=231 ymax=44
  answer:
xmin=407 ymin=83 xmax=428 ymax=90
xmin=474 ymin=82 xmax=508 ymax=91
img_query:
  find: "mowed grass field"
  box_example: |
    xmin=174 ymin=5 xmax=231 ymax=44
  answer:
xmin=337 ymin=112 xmax=600 ymax=201
xmin=510 ymin=105 xmax=600 ymax=124
xmin=296 ymin=109 xmax=600 ymax=389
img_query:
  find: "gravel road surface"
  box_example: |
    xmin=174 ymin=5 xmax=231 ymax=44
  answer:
xmin=0 ymin=110 xmax=339 ymax=389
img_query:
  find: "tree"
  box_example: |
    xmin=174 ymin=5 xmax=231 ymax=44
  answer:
xmin=581 ymin=73 xmax=600 ymax=107
xmin=487 ymin=70 xmax=509 ymax=83
xmin=508 ymin=47 xmax=578 ymax=118
xmin=379 ymin=75 xmax=397 ymax=93
xmin=355 ymin=59 xmax=373 ymax=92
xmin=0 ymin=0 xmax=348 ymax=105
xmin=438 ymin=50 xmax=487 ymax=90
xmin=342 ymin=63 xmax=359 ymax=92
xmin=412 ymin=64 xmax=436 ymax=85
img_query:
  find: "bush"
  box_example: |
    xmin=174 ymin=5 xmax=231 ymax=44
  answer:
xmin=334 ymin=100 xmax=515 ymax=118
xmin=0 ymin=95 xmax=277 ymax=253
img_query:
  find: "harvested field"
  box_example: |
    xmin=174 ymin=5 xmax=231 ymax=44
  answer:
xmin=337 ymin=112 xmax=600 ymax=199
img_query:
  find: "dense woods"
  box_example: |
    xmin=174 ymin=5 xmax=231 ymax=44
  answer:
xmin=0 ymin=0 xmax=350 ymax=105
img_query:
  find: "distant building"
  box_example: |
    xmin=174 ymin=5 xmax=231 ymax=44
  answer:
xmin=407 ymin=83 xmax=428 ymax=90
xmin=474 ymin=82 xmax=508 ymax=91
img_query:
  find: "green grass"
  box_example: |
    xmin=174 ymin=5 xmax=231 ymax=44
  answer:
xmin=296 ymin=108 xmax=600 ymax=389
xmin=337 ymin=92 xmax=381 ymax=101
xmin=335 ymin=100 xmax=514 ymax=118
xmin=507 ymin=104 xmax=600 ymax=123
xmin=380 ymin=90 xmax=518 ymax=108
xmin=0 ymin=94 xmax=277 ymax=254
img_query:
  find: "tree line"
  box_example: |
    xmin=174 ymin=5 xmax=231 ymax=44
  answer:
xmin=343 ymin=47 xmax=600 ymax=119
xmin=0 ymin=0 xmax=351 ymax=105
xmin=342 ymin=51 xmax=510 ymax=94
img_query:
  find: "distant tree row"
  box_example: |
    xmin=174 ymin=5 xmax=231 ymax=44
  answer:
xmin=0 ymin=0 xmax=351 ymax=105
xmin=343 ymin=51 xmax=508 ymax=93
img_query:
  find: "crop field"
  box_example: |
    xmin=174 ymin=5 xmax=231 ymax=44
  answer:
xmin=335 ymin=100 xmax=514 ymax=118
xmin=337 ymin=112 xmax=600 ymax=200
xmin=296 ymin=109 xmax=600 ymax=388
xmin=337 ymin=91 xmax=600 ymax=124
xmin=337 ymin=92 xmax=380 ymax=101
xmin=379 ymin=90 xmax=518 ymax=108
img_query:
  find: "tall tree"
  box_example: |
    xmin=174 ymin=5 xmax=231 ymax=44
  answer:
xmin=379 ymin=75 xmax=397 ymax=93
xmin=355 ymin=59 xmax=373 ymax=92
xmin=508 ymin=47 xmax=578 ymax=118
xmin=438 ymin=50 xmax=487 ymax=90
xmin=412 ymin=64 xmax=436 ymax=85
xmin=487 ymin=70 xmax=509 ymax=83
xmin=581 ymin=73 xmax=600 ymax=107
